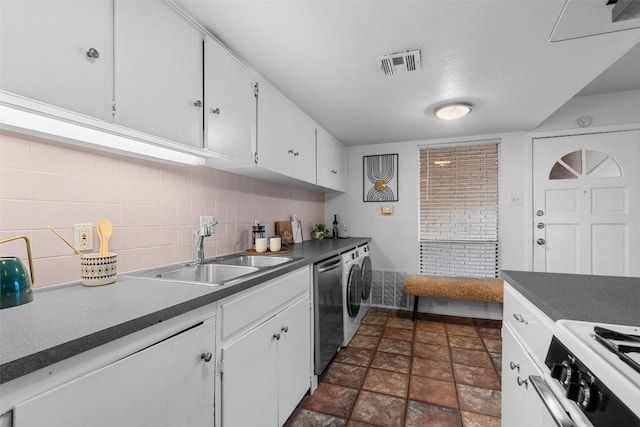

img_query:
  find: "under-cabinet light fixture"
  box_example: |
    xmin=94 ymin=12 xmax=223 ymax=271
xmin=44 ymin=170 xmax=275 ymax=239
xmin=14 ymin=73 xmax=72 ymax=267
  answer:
xmin=0 ymin=105 xmax=205 ymax=166
xmin=434 ymin=160 xmax=452 ymax=166
xmin=435 ymin=103 xmax=472 ymax=120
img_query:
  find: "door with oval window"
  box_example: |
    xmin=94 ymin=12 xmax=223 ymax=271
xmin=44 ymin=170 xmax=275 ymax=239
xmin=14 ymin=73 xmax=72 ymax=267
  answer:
xmin=533 ymin=130 xmax=640 ymax=276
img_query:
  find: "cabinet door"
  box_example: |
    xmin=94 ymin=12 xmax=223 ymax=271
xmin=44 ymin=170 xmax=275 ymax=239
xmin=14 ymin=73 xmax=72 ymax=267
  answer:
xmin=14 ymin=320 xmax=215 ymax=427
xmin=256 ymin=81 xmax=292 ymax=177
xmin=288 ymin=108 xmax=316 ymax=184
xmin=114 ymin=0 xmax=203 ymax=148
xmin=502 ymin=323 xmax=557 ymax=427
xmin=0 ymin=0 xmax=113 ymax=121
xmin=256 ymin=81 xmax=316 ymax=183
xmin=221 ymin=315 xmax=279 ymax=427
xmin=316 ymin=127 xmax=347 ymax=192
xmin=204 ymin=36 xmax=255 ymax=164
xmin=277 ymin=296 xmax=311 ymax=425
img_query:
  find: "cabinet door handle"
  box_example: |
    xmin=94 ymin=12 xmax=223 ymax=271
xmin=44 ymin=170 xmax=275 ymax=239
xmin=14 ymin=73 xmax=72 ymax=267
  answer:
xmin=288 ymin=149 xmax=294 ymax=154
xmin=509 ymin=361 xmax=520 ymax=371
xmin=210 ymin=107 xmax=221 ymax=115
xmin=281 ymin=326 xmax=289 ymax=333
xmin=517 ymin=376 xmax=528 ymax=388
xmin=200 ymin=352 xmax=213 ymax=362
xmin=273 ymin=333 xmax=281 ymax=340
xmin=194 ymin=100 xmax=203 ymax=108
xmin=513 ymin=313 xmax=528 ymax=324
xmin=330 ymin=169 xmax=338 ymax=174
xmin=293 ymin=151 xmax=299 ymax=156
xmin=86 ymin=47 xmax=99 ymax=59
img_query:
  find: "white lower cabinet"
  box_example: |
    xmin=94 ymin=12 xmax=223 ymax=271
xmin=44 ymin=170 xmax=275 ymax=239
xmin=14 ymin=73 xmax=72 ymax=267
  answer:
xmin=218 ymin=268 xmax=312 ymax=427
xmin=13 ymin=319 xmax=215 ymax=427
xmin=502 ymin=323 xmax=556 ymax=427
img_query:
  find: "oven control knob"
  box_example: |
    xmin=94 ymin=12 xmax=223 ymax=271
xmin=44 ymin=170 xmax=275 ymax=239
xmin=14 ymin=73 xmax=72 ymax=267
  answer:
xmin=566 ymin=379 xmax=599 ymax=411
xmin=551 ymin=361 xmax=577 ymax=386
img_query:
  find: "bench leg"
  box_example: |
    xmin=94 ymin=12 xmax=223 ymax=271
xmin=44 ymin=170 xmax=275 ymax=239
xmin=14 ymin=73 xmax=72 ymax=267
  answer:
xmin=412 ymin=296 xmax=419 ymax=321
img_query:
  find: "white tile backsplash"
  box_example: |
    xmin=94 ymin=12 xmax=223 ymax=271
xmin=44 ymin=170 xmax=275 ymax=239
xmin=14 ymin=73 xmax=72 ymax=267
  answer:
xmin=0 ymin=130 xmax=324 ymax=287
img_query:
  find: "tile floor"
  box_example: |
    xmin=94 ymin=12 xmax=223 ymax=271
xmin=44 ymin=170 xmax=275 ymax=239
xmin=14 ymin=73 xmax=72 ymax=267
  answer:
xmin=285 ymin=308 xmax=503 ymax=427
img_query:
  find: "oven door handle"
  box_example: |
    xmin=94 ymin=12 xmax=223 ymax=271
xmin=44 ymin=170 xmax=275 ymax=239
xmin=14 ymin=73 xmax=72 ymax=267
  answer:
xmin=529 ymin=375 xmax=577 ymax=427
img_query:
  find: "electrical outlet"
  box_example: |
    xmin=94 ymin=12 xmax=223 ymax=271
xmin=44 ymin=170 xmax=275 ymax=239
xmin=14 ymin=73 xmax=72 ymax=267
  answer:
xmin=74 ymin=223 xmax=93 ymax=250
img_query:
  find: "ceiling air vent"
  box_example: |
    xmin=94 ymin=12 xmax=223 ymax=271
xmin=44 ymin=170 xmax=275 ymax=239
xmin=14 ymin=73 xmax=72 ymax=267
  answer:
xmin=376 ymin=49 xmax=421 ymax=76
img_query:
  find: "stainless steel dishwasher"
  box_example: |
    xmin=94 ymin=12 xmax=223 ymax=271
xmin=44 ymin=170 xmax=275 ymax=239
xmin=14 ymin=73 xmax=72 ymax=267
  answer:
xmin=313 ymin=255 xmax=344 ymax=375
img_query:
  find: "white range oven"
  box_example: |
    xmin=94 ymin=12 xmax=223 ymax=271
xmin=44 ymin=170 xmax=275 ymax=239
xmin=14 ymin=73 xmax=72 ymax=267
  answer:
xmin=532 ymin=320 xmax=640 ymax=427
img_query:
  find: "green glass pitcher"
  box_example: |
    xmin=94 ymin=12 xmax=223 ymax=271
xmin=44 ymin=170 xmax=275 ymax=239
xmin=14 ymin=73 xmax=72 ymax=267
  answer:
xmin=1 ymin=236 xmax=34 ymax=309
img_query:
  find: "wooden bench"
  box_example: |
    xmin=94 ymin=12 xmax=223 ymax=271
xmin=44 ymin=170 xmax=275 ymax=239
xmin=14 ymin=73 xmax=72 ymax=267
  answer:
xmin=403 ymin=275 xmax=504 ymax=321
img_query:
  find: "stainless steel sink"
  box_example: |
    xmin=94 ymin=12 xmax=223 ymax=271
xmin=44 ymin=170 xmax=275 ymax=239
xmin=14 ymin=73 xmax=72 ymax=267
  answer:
xmin=212 ymin=255 xmax=293 ymax=268
xmin=125 ymin=252 xmax=298 ymax=287
xmin=155 ymin=264 xmax=258 ymax=285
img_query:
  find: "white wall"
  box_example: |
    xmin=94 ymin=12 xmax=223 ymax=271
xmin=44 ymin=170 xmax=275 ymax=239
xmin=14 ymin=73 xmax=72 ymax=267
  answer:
xmin=327 ymin=89 xmax=640 ymax=279
xmin=535 ymin=89 xmax=640 ymax=132
xmin=327 ymin=89 xmax=639 ymax=317
xmin=325 ymin=133 xmax=531 ymax=276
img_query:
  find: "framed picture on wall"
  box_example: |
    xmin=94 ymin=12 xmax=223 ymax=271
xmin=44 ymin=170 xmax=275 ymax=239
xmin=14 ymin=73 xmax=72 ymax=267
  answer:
xmin=363 ymin=153 xmax=399 ymax=202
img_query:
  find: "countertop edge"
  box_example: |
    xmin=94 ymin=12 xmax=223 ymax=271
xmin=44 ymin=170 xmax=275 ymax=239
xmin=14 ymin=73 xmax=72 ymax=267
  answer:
xmin=0 ymin=238 xmax=370 ymax=384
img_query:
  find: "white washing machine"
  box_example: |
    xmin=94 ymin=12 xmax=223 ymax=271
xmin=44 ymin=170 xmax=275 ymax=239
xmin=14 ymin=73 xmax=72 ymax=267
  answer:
xmin=358 ymin=243 xmax=372 ymax=310
xmin=342 ymin=247 xmax=364 ymax=346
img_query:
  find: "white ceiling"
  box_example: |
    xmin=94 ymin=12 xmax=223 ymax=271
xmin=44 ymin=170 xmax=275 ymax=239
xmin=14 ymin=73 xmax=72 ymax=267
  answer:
xmin=175 ymin=0 xmax=640 ymax=146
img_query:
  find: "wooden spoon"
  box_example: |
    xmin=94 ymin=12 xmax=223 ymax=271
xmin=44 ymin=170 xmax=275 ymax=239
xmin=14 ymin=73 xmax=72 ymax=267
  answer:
xmin=97 ymin=218 xmax=113 ymax=256
xmin=47 ymin=225 xmax=84 ymax=257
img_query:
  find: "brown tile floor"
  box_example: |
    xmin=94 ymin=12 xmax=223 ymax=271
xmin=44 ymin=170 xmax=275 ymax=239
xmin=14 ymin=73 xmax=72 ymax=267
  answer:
xmin=285 ymin=308 xmax=503 ymax=427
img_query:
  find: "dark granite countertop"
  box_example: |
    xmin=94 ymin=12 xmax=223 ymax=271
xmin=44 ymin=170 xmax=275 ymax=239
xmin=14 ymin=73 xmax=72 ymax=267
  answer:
xmin=0 ymin=238 xmax=369 ymax=384
xmin=501 ymin=270 xmax=640 ymax=325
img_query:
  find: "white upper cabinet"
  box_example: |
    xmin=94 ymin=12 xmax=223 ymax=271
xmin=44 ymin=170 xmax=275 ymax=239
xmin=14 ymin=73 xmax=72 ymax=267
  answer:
xmin=0 ymin=0 xmax=113 ymax=121
xmin=256 ymin=81 xmax=316 ymax=184
xmin=204 ymin=36 xmax=255 ymax=165
xmin=114 ymin=0 xmax=204 ymax=148
xmin=316 ymin=126 xmax=347 ymax=192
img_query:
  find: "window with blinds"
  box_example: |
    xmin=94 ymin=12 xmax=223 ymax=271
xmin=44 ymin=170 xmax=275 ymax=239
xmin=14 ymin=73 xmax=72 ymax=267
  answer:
xmin=419 ymin=142 xmax=499 ymax=278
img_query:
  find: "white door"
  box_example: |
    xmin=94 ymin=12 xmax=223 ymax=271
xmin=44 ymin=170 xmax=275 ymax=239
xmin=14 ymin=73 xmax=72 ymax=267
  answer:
xmin=533 ymin=130 xmax=640 ymax=276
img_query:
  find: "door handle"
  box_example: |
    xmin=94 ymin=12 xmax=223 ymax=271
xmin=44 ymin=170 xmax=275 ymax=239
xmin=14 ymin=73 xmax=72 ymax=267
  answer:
xmin=537 ymin=238 xmax=546 ymax=245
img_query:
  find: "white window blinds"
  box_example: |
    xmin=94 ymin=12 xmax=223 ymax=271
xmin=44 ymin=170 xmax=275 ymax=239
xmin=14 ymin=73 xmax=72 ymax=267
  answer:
xmin=419 ymin=142 xmax=500 ymax=278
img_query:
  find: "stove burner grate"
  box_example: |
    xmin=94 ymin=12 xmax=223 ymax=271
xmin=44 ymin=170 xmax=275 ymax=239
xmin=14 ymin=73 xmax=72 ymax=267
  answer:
xmin=593 ymin=326 xmax=640 ymax=375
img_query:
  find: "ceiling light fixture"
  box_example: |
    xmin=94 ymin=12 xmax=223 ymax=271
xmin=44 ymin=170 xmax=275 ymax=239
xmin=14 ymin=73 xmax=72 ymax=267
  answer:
xmin=435 ymin=103 xmax=472 ymax=120
xmin=0 ymin=105 xmax=205 ymax=166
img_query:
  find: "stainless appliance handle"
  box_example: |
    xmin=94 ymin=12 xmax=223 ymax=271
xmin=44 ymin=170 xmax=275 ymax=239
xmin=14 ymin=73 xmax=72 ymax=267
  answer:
xmin=529 ymin=375 xmax=576 ymax=427
xmin=317 ymin=259 xmax=342 ymax=273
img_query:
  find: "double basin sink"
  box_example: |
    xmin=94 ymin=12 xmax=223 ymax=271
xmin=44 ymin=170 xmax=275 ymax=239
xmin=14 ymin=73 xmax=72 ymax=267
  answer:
xmin=129 ymin=253 xmax=296 ymax=287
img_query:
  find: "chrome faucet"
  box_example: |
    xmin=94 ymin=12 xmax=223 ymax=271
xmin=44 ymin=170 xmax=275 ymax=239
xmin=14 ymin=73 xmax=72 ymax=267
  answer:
xmin=194 ymin=221 xmax=218 ymax=263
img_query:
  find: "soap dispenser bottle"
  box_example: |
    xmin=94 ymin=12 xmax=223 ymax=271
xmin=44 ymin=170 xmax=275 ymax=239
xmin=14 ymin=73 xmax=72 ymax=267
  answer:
xmin=332 ymin=215 xmax=339 ymax=239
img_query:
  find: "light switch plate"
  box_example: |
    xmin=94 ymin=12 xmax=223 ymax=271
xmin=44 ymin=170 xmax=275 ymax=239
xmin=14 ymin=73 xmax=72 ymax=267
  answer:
xmin=509 ymin=193 xmax=523 ymax=206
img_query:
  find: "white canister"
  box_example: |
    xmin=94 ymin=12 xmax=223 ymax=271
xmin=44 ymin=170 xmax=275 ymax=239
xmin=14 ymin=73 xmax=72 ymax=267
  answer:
xmin=269 ymin=237 xmax=281 ymax=252
xmin=255 ymin=238 xmax=268 ymax=253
